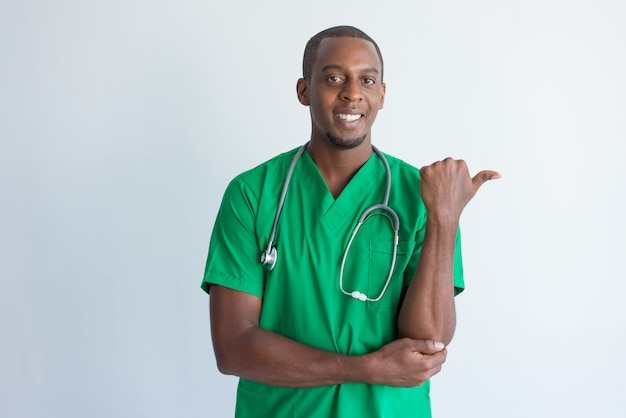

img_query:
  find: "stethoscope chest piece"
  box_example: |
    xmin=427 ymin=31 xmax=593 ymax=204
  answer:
xmin=260 ymin=246 xmax=277 ymax=271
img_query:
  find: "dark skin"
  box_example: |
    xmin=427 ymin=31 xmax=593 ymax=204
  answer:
xmin=210 ymin=37 xmax=500 ymax=388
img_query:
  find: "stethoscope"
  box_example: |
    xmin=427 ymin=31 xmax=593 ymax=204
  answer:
xmin=260 ymin=142 xmax=400 ymax=303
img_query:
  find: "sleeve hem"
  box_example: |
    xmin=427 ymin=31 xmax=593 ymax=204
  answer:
xmin=201 ymin=271 xmax=264 ymax=299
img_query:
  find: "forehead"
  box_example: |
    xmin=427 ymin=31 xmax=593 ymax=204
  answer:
xmin=312 ymin=37 xmax=382 ymax=75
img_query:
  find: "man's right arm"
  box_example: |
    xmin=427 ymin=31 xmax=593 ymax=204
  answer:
xmin=209 ymin=284 xmax=447 ymax=388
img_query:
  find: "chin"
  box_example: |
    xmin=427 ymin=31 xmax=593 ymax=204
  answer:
xmin=326 ymin=133 xmax=367 ymax=150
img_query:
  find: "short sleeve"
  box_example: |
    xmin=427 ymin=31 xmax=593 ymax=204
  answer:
xmin=201 ymin=178 xmax=265 ymax=298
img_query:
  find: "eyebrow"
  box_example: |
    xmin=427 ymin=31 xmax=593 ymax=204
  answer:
xmin=320 ymin=64 xmax=380 ymax=74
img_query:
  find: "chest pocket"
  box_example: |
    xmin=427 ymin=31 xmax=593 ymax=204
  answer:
xmin=367 ymin=240 xmax=413 ymax=308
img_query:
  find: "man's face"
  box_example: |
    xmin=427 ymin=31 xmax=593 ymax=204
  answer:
xmin=298 ymin=37 xmax=386 ymax=149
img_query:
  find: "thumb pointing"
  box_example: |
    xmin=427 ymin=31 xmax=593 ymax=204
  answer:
xmin=472 ymin=170 xmax=501 ymax=192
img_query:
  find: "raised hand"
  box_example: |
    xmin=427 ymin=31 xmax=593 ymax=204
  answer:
xmin=419 ymin=158 xmax=500 ymax=223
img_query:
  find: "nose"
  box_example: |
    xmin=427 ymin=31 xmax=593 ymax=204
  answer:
xmin=341 ymin=78 xmax=362 ymax=102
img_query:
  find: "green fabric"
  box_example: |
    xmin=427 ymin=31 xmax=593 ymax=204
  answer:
xmin=202 ymin=146 xmax=464 ymax=418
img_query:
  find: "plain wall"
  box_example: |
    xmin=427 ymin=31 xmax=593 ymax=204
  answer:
xmin=1 ymin=0 xmax=625 ymax=417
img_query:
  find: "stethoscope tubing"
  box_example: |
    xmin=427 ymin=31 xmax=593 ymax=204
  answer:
xmin=261 ymin=142 xmax=400 ymax=303
xmin=263 ymin=144 xmax=308 ymax=257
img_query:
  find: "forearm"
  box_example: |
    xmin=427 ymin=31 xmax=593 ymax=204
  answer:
xmin=210 ymin=285 xmax=448 ymax=388
xmin=214 ymin=324 xmax=367 ymax=387
xmin=404 ymin=156 xmax=500 ymax=343
xmin=397 ymin=217 xmax=457 ymax=345
xmin=210 ymin=285 xmax=370 ymax=388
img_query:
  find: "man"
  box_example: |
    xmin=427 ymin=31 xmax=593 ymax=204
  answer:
xmin=202 ymin=26 xmax=499 ymax=417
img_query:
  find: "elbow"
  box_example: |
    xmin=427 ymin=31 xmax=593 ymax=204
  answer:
xmin=397 ymin=305 xmax=457 ymax=346
xmin=216 ymin=363 xmax=237 ymax=377
xmin=214 ymin=355 xmax=232 ymax=376
xmin=397 ymin=323 xmax=456 ymax=347
xmin=212 ymin=329 xmax=258 ymax=378
xmin=214 ymin=354 xmax=241 ymax=377
xmin=213 ymin=345 xmax=242 ymax=376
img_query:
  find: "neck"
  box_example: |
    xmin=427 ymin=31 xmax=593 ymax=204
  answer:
xmin=306 ymin=138 xmax=374 ymax=198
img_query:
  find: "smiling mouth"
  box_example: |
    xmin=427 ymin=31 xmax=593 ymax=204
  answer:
xmin=336 ymin=113 xmax=362 ymax=122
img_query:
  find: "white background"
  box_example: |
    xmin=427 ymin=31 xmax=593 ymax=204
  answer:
xmin=1 ymin=1 xmax=625 ymax=417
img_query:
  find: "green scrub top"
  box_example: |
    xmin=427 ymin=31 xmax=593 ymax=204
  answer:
xmin=202 ymin=146 xmax=464 ymax=418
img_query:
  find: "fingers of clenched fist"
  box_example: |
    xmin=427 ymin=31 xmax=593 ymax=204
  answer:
xmin=369 ymin=338 xmax=448 ymax=387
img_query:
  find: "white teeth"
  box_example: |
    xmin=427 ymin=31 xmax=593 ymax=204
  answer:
xmin=337 ymin=113 xmax=361 ymax=122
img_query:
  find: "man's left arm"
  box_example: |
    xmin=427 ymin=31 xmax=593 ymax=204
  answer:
xmin=397 ymin=158 xmax=499 ymax=346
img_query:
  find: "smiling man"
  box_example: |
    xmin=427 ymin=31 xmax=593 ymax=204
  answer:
xmin=202 ymin=26 xmax=499 ymax=417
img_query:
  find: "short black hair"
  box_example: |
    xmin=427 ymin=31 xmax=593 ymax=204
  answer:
xmin=302 ymin=26 xmax=384 ymax=81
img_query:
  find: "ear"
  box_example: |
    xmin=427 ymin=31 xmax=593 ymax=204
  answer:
xmin=296 ymin=78 xmax=310 ymax=106
xmin=378 ymin=82 xmax=386 ymax=110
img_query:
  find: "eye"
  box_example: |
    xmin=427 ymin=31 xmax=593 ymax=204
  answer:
xmin=363 ymin=77 xmax=376 ymax=85
xmin=327 ymin=75 xmax=343 ymax=83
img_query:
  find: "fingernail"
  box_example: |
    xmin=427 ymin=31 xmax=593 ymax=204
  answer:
xmin=434 ymin=342 xmax=445 ymax=350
